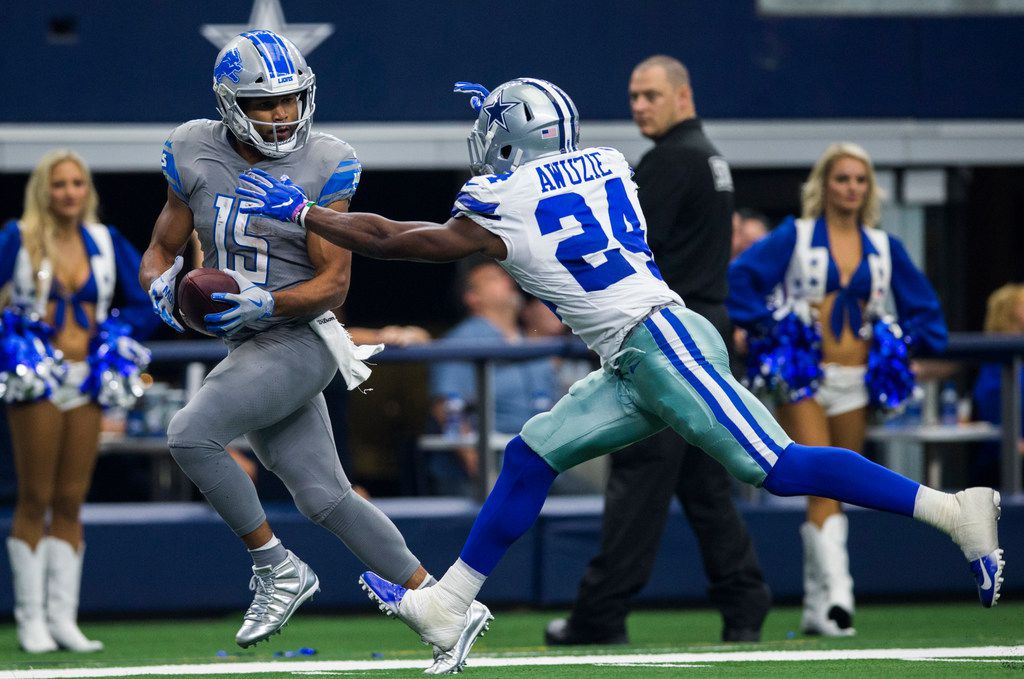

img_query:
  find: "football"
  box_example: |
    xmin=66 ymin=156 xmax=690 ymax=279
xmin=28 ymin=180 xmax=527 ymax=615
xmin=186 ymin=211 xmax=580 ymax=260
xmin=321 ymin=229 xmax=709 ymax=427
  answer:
xmin=176 ymin=268 xmax=240 ymax=337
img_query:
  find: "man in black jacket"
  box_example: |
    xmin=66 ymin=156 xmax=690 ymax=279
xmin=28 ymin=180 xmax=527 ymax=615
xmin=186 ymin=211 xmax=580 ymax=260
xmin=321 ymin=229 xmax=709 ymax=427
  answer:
xmin=545 ymin=55 xmax=771 ymax=645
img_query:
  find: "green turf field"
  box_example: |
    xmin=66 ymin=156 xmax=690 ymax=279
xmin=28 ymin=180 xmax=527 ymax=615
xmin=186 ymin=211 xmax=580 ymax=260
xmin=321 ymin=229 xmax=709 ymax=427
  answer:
xmin=0 ymin=602 xmax=1021 ymax=678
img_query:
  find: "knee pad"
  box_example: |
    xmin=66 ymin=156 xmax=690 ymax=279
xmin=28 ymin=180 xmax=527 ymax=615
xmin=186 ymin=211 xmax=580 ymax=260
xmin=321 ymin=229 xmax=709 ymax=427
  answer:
xmin=293 ymin=482 xmax=351 ymax=523
xmin=166 ymin=407 xmax=201 ymax=449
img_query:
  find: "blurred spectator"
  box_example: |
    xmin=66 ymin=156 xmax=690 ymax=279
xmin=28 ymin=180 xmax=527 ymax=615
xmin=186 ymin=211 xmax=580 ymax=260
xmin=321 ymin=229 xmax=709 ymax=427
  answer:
xmin=426 ymin=258 xmax=556 ymax=495
xmin=972 ymin=283 xmax=1024 ymax=486
xmin=520 ymin=297 xmax=593 ymax=397
xmin=730 ymin=208 xmax=771 ymax=368
xmin=731 ymin=208 xmax=770 ymax=261
xmin=2 ymin=149 xmax=156 ymax=653
xmin=729 ymin=142 xmax=947 ymax=636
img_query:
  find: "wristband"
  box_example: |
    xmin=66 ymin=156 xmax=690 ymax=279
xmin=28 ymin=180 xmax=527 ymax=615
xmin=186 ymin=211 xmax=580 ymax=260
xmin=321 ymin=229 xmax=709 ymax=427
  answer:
xmin=291 ymin=201 xmax=315 ymax=227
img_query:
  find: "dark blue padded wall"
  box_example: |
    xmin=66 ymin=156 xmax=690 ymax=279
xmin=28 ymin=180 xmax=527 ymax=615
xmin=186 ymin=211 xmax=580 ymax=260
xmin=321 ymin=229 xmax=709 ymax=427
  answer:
xmin=0 ymin=497 xmax=1018 ymax=615
xmin=3 ymin=1 xmax=1022 ymax=123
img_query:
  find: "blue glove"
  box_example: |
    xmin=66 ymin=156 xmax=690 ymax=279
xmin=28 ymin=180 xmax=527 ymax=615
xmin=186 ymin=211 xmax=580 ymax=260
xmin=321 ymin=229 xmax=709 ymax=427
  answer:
xmin=205 ymin=269 xmax=275 ymax=337
xmin=236 ymin=168 xmax=312 ymax=224
xmin=453 ymin=81 xmax=491 ymax=112
xmin=148 ymin=256 xmax=184 ymax=332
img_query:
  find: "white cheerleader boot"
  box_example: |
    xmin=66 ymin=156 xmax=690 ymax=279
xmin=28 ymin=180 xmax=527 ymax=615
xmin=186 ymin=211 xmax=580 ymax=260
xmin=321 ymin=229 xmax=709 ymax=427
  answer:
xmin=6 ymin=537 xmax=58 ymax=653
xmin=799 ymin=522 xmax=854 ymax=637
xmin=43 ymin=537 xmax=103 ymax=652
xmin=819 ymin=514 xmax=856 ymax=635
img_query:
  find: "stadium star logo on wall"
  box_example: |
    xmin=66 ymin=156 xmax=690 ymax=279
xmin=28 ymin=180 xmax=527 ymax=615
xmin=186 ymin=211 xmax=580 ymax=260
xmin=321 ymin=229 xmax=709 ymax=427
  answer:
xmin=200 ymin=0 xmax=334 ymax=55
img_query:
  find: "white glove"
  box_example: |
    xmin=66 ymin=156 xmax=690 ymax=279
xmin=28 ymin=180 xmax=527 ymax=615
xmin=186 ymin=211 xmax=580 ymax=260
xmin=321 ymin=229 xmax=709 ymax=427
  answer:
xmin=205 ymin=269 xmax=275 ymax=337
xmin=148 ymin=256 xmax=184 ymax=332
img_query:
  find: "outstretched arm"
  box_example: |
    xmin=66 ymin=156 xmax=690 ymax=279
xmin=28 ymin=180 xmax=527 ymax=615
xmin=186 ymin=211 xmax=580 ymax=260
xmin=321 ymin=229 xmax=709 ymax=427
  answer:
xmin=237 ymin=168 xmax=506 ymax=262
xmin=305 ymin=209 xmax=506 ymax=262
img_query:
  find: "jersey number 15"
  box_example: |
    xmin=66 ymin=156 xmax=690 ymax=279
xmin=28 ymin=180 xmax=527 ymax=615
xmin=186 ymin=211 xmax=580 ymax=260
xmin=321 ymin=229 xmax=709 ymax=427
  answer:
xmin=213 ymin=195 xmax=269 ymax=285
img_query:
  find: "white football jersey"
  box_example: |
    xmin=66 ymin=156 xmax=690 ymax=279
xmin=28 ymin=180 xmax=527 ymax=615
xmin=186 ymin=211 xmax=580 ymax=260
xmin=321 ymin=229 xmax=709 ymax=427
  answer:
xmin=452 ymin=147 xmax=683 ymax=362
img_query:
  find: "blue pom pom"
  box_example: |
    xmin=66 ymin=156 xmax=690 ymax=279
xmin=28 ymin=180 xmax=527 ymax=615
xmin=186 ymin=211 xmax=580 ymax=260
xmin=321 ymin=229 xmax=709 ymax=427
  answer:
xmin=0 ymin=308 xmax=66 ymax=402
xmin=81 ymin=314 xmax=151 ymax=409
xmin=866 ymin=318 xmax=915 ymax=412
xmin=745 ymin=312 xmax=823 ymax=403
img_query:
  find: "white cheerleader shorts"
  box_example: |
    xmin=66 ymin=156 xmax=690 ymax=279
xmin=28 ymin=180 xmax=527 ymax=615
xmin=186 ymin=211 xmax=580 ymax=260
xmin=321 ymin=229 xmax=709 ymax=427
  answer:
xmin=50 ymin=361 xmax=91 ymax=412
xmin=813 ymin=363 xmax=869 ymax=417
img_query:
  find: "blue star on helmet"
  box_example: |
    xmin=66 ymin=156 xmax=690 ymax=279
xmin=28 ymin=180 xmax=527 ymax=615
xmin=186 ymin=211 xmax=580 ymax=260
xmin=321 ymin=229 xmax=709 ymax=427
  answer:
xmin=483 ymin=92 xmax=520 ymax=132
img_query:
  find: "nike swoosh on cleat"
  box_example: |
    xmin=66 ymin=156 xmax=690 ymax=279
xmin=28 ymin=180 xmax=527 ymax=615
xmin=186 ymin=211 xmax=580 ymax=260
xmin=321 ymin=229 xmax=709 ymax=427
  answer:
xmin=979 ymin=559 xmax=993 ymax=591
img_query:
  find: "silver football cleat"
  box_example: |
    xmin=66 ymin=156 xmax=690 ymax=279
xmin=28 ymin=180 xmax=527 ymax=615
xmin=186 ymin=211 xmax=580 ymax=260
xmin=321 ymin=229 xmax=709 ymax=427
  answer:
xmin=235 ymin=550 xmax=320 ymax=648
xmin=423 ymin=601 xmax=493 ymax=675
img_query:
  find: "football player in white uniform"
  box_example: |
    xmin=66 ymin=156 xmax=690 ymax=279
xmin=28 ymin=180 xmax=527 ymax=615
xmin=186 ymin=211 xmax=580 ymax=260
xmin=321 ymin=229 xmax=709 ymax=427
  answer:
xmin=237 ymin=78 xmax=1004 ymax=666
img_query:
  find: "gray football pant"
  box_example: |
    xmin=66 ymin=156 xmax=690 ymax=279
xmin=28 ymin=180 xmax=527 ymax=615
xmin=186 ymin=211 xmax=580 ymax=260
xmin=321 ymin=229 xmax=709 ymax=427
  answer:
xmin=166 ymin=322 xmax=420 ymax=584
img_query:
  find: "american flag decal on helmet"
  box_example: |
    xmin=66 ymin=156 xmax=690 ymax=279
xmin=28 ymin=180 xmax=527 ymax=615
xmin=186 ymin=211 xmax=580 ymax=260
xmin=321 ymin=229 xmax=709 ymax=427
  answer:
xmin=540 ymin=126 xmax=558 ymax=139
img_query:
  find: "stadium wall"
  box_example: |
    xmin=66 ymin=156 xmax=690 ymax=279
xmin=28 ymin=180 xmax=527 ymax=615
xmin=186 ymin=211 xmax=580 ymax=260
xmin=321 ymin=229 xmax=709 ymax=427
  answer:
xmin=0 ymin=497 xmax=1018 ymax=615
xmin=4 ymin=1 xmax=1023 ymax=123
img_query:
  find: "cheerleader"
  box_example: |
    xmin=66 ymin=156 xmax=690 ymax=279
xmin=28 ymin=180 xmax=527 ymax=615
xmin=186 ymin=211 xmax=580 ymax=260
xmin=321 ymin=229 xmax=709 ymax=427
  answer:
xmin=1 ymin=150 xmax=156 ymax=652
xmin=728 ymin=143 xmax=947 ymax=636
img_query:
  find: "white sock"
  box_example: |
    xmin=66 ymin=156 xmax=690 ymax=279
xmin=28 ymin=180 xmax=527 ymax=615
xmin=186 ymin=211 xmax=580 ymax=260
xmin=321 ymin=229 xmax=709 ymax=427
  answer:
xmin=912 ymin=486 xmax=959 ymax=535
xmin=251 ymin=536 xmax=282 ymax=551
xmin=417 ymin=574 xmax=437 ymax=589
xmin=248 ymin=535 xmax=288 ymax=569
xmin=433 ymin=559 xmax=486 ymax=613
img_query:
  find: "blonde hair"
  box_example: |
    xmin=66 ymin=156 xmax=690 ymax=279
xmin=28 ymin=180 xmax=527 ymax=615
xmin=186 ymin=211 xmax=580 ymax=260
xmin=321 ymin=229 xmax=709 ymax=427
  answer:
xmin=19 ymin=149 xmax=99 ymax=272
xmin=801 ymin=142 xmax=882 ymax=228
xmin=983 ymin=284 xmax=1024 ymax=333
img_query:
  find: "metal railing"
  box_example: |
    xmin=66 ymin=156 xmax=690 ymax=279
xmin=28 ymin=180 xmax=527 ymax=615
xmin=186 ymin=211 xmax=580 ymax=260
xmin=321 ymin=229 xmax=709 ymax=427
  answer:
xmin=143 ymin=332 xmax=1024 ymax=498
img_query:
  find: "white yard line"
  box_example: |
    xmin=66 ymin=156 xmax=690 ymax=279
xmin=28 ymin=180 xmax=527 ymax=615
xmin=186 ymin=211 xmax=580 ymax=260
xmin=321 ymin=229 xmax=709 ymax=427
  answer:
xmin=2 ymin=646 xmax=1021 ymax=678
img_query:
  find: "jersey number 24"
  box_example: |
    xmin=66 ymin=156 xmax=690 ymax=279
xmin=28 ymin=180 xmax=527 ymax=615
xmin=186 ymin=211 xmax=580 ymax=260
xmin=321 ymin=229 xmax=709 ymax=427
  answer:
xmin=535 ymin=177 xmax=662 ymax=292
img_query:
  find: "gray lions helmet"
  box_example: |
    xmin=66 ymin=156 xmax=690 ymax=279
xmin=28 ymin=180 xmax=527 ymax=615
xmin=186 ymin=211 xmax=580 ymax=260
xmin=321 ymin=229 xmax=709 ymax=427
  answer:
xmin=464 ymin=78 xmax=580 ymax=176
xmin=212 ymin=30 xmax=316 ymax=158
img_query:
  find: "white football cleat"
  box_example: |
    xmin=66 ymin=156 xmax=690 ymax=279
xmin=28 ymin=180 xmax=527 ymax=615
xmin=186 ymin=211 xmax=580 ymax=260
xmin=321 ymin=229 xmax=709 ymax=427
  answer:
xmin=424 ymin=600 xmax=493 ymax=675
xmin=950 ymin=488 xmax=1004 ymax=607
xmin=359 ymin=571 xmax=475 ymax=652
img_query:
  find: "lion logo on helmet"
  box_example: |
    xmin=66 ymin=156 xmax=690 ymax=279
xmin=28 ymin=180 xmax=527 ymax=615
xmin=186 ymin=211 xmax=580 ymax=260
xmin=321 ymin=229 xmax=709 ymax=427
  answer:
xmin=214 ymin=48 xmax=243 ymax=85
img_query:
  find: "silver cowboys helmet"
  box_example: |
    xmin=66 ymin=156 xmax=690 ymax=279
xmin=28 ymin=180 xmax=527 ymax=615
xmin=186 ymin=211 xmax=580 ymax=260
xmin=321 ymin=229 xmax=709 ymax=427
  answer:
xmin=212 ymin=30 xmax=316 ymax=158
xmin=467 ymin=78 xmax=580 ymax=176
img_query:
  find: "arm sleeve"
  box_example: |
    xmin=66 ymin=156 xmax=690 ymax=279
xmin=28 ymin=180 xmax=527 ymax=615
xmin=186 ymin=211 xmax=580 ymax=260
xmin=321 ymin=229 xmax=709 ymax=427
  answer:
xmin=108 ymin=226 xmax=160 ymax=340
xmin=318 ymin=150 xmax=362 ymax=206
xmin=889 ymin=235 xmax=948 ymax=355
xmin=726 ymin=218 xmax=798 ymax=330
xmin=161 ymin=127 xmax=188 ymax=202
xmin=0 ymin=221 xmax=22 ymax=288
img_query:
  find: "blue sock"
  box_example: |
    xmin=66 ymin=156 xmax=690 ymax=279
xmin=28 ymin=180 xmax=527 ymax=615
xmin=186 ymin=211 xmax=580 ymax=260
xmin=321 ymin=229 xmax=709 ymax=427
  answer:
xmin=459 ymin=436 xmax=558 ymax=575
xmin=763 ymin=443 xmax=919 ymax=516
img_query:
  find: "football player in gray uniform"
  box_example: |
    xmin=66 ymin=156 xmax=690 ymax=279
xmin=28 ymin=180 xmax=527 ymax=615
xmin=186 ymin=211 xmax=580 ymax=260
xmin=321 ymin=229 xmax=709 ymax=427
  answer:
xmin=139 ymin=32 xmax=489 ymax=665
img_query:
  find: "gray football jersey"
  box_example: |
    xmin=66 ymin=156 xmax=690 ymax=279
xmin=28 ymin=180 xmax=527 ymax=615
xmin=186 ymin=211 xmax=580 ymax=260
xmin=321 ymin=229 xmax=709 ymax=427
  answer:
xmin=160 ymin=119 xmax=360 ymax=338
